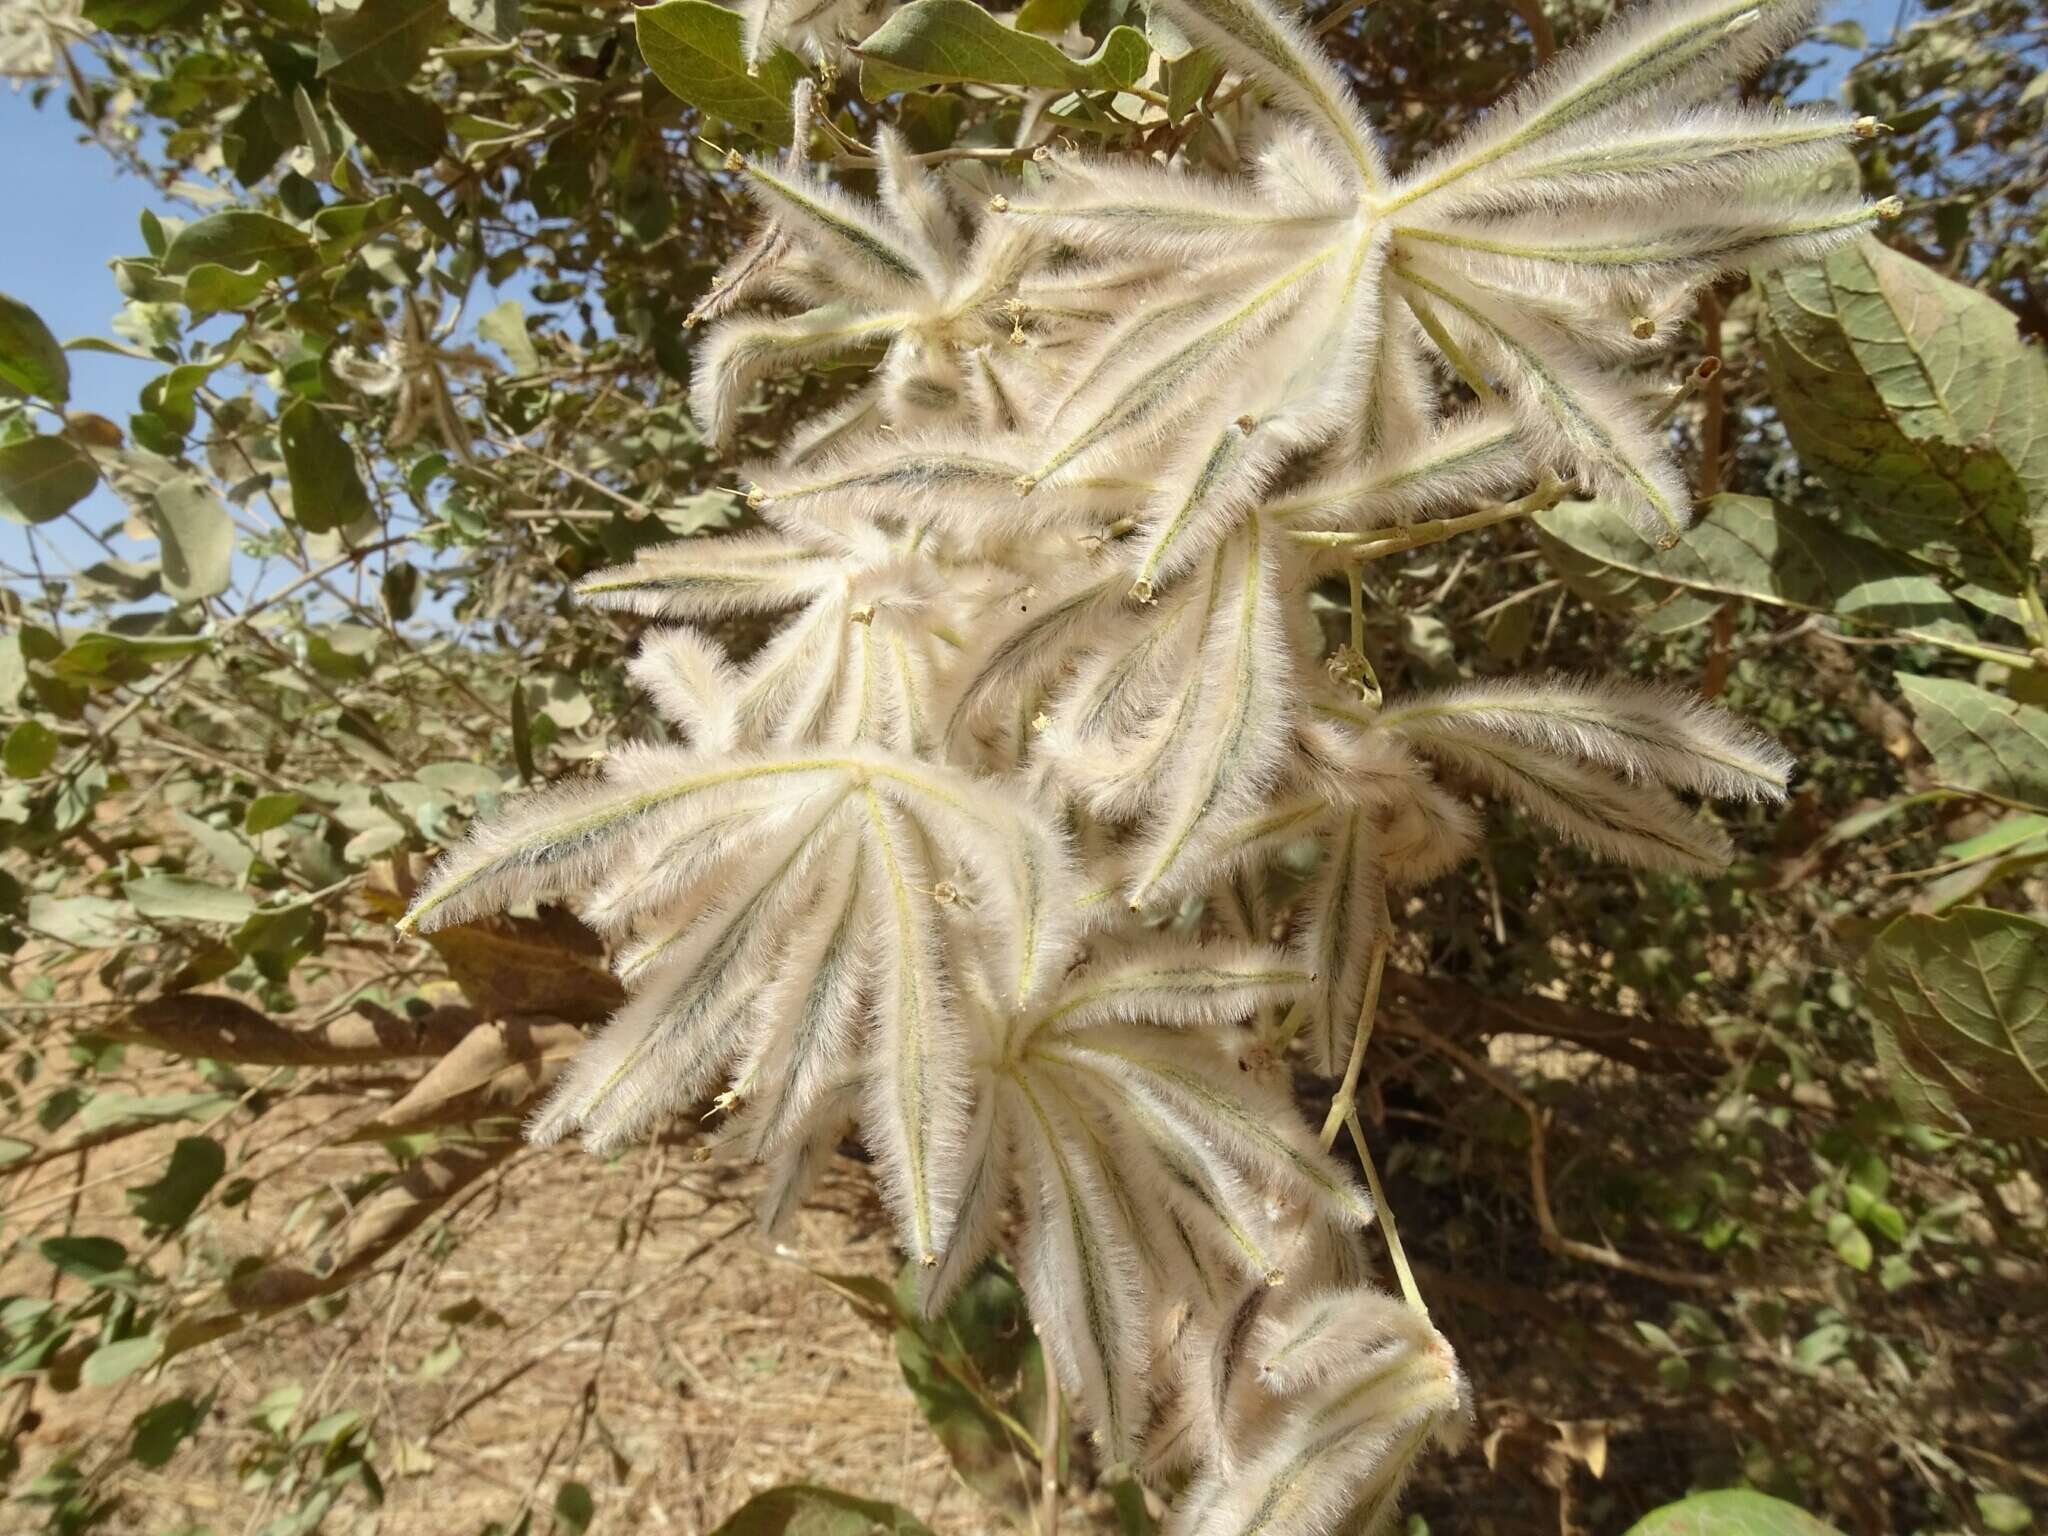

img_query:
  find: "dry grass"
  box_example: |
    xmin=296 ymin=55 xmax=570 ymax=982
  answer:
xmin=9 ymin=1110 xmax=992 ymax=1536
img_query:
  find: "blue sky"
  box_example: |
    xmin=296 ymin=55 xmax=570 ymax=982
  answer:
xmin=0 ymin=0 xmax=1904 ymax=584
xmin=1 ymin=93 xmax=172 ymax=574
xmin=1 ymin=93 xmax=168 ymax=426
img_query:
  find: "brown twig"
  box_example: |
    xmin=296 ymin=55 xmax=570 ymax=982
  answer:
xmin=1385 ymin=1017 xmax=1722 ymax=1291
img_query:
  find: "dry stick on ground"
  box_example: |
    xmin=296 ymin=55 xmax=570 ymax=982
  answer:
xmin=428 ymin=1212 xmax=754 ymax=1438
xmin=1382 ymin=1017 xmax=1722 ymax=1292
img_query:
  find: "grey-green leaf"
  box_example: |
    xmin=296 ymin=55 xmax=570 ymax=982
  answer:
xmin=890 ymin=1259 xmax=1047 ymax=1525
xmin=635 ymin=1 xmax=804 ymax=148
xmin=124 ymin=873 xmax=258 ymax=926
xmin=82 ymin=1336 xmax=164 ymax=1389
xmin=707 ymin=1485 xmax=936 ymax=1536
xmin=1534 ymin=493 xmax=1975 ymax=642
xmin=153 ymin=476 xmax=234 ymax=602
xmin=279 ymin=399 xmax=373 ymax=533
xmin=80 ymin=0 xmax=215 ymax=30
xmin=130 ymin=1396 xmax=206 ymax=1468
xmin=0 ymin=435 xmax=100 ymax=526
xmin=1624 ymin=1489 xmax=1846 ymax=1536
xmin=478 ymin=298 xmax=540 ymax=373
xmin=161 ymin=210 xmax=316 ymax=278
xmin=1861 ymin=906 xmax=2048 ymax=1140
xmin=856 ymin=0 xmax=1150 ymax=99
xmin=0 ymin=290 xmax=71 ymax=403
xmin=330 ymin=83 xmax=449 ymax=172
xmin=318 ymin=0 xmax=449 ymax=92
xmin=4 ymin=720 xmax=58 ymax=780
xmin=127 ymin=1136 xmax=226 ymax=1233
xmin=1756 ymin=238 xmax=2048 ymax=593
xmin=1898 ymin=673 xmax=2048 ymax=810
xmin=245 ymin=792 xmax=306 ymax=834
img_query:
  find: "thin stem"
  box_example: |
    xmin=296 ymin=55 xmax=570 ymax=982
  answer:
xmin=1039 ymin=1377 xmax=1061 ymax=1536
xmin=1385 ymin=1017 xmax=1720 ymax=1290
xmin=1266 ymin=998 xmax=1308 ymax=1053
xmin=1318 ymin=912 xmax=1390 ymax=1150
xmin=1839 ymin=627 xmax=2041 ymax=672
xmin=1295 ymin=474 xmax=1567 ymax=558
xmin=1346 ymin=1109 xmax=1427 ymax=1317
xmin=1313 ymin=0 xmax=1374 ymax=36
xmin=1401 ymin=293 xmax=1499 ymax=404
xmin=1647 ymin=356 xmax=1720 ymax=428
xmin=2019 ymin=582 xmax=2048 ymax=656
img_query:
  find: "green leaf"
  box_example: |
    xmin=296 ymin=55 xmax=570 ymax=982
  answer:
xmin=279 ymin=399 xmax=373 ymax=533
xmin=552 ymin=1482 xmax=594 ymax=1536
xmin=856 ymin=0 xmax=1150 ymax=99
xmin=1534 ymin=494 xmax=1976 ymax=641
xmin=1825 ymin=1211 xmax=1872 ymax=1270
xmin=50 ymin=630 xmax=211 ymax=684
xmin=318 ymin=0 xmax=449 ymax=91
xmin=1862 ymin=1200 xmax=1907 ymax=1244
xmin=1017 ymin=0 xmax=1088 ymax=31
xmin=635 ymin=1 xmax=804 ymax=147
xmin=139 ymin=360 xmax=220 ymax=440
xmin=0 ymin=291 xmax=71 ymax=403
xmin=1165 ymin=47 xmax=1220 ymax=121
xmin=891 ymin=1259 xmax=1046 ymax=1524
xmin=1756 ymin=238 xmax=2048 ymax=593
xmin=1897 ymin=674 xmax=2048 ymax=811
xmin=1109 ymin=1472 xmax=1156 ymax=1536
xmin=4 ymin=720 xmax=58 ymax=780
xmin=399 ymin=182 xmax=460 ymax=244
xmin=81 ymin=0 xmax=216 ymax=30
xmin=124 ymin=873 xmax=259 ymax=926
xmin=82 ymin=1335 xmax=164 ymax=1388
xmin=479 ymin=298 xmax=541 ymax=373
xmin=415 ymin=762 xmax=501 ymax=795
xmin=663 ymin=488 xmax=743 ymax=536
xmin=1792 ymin=1321 xmax=1847 ymax=1368
xmin=77 ymin=1090 xmax=234 ymax=1134
xmin=1977 ymin=1493 xmax=2035 ymax=1534
xmin=28 ymin=893 xmax=131 ymax=947
xmin=510 ymin=666 xmax=537 ymax=784
xmin=1941 ymin=814 xmax=2048 ymax=864
xmin=130 ymin=1396 xmax=207 ymax=1468
xmin=38 ymin=1236 xmax=130 ymax=1285
xmin=1862 ymin=906 xmax=2048 ymax=1140
xmin=0 ymin=435 xmax=100 ymax=525
xmin=224 ymin=90 xmax=293 ymax=188
xmin=161 ymin=210 xmax=316 ymax=278
xmin=330 ymin=83 xmax=449 ymax=171
xmin=127 ymin=1136 xmax=227 ymax=1232
xmin=1624 ymin=1490 xmax=1846 ymax=1536
xmin=245 ymin=792 xmax=306 ymax=834
xmin=706 ymin=1486 xmax=936 ymax=1536
xmin=152 ymin=475 xmax=235 ymax=602
xmin=181 ymin=262 xmax=273 ymax=318
xmin=382 ymin=558 xmax=421 ymax=620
